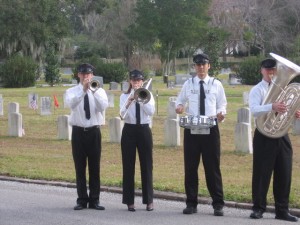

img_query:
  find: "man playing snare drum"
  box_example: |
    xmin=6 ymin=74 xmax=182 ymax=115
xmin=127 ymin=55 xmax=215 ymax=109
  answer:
xmin=175 ymin=53 xmax=227 ymax=216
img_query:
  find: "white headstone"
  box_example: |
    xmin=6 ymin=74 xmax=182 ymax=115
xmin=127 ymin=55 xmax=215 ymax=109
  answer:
xmin=40 ymin=97 xmax=52 ymax=115
xmin=109 ymin=117 xmax=124 ymax=143
xmin=107 ymin=92 xmax=114 ymax=107
xmin=164 ymin=119 xmax=180 ymax=146
xmin=8 ymin=102 xmax=19 ymax=114
xmin=237 ymin=107 xmax=251 ymax=124
xmin=8 ymin=112 xmax=23 ymax=137
xmin=243 ymin=92 xmax=249 ymax=106
xmin=0 ymin=95 xmax=3 ymax=115
xmin=167 ymin=101 xmax=178 ymax=120
xmin=234 ymin=122 xmax=253 ymax=153
xmin=57 ymin=115 xmax=72 ymax=140
xmin=28 ymin=93 xmax=38 ymax=110
xmin=292 ymin=119 xmax=300 ymax=135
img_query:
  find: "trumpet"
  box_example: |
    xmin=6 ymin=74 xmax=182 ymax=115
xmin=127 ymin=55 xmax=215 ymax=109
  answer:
xmin=120 ymin=78 xmax=152 ymax=119
xmin=89 ymin=79 xmax=101 ymax=92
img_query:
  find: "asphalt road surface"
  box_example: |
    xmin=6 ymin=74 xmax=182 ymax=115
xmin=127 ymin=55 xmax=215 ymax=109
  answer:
xmin=0 ymin=180 xmax=297 ymax=225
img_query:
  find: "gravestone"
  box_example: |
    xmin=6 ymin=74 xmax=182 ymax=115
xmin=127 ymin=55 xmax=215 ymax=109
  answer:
xmin=63 ymin=93 xmax=68 ymax=108
xmin=175 ymin=74 xmax=191 ymax=86
xmin=228 ymin=74 xmax=242 ymax=85
xmin=121 ymin=81 xmax=129 ymax=92
xmin=0 ymin=94 xmax=3 ymax=115
xmin=107 ymin=92 xmax=114 ymax=107
xmin=109 ymin=82 xmax=119 ymax=90
xmin=243 ymin=91 xmax=249 ymax=106
xmin=28 ymin=93 xmax=38 ymax=110
xmin=8 ymin=102 xmax=19 ymax=114
xmin=109 ymin=117 xmax=124 ymax=143
xmin=57 ymin=115 xmax=72 ymax=140
xmin=40 ymin=97 xmax=52 ymax=115
xmin=292 ymin=119 xmax=300 ymax=135
xmin=234 ymin=107 xmax=252 ymax=153
xmin=164 ymin=119 xmax=180 ymax=146
xmin=8 ymin=112 xmax=23 ymax=137
xmin=164 ymin=97 xmax=180 ymax=146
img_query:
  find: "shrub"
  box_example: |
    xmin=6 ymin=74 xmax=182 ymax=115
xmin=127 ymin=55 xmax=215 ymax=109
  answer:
xmin=0 ymin=54 xmax=38 ymax=88
xmin=73 ymin=57 xmax=128 ymax=83
xmin=238 ymin=56 xmax=264 ymax=85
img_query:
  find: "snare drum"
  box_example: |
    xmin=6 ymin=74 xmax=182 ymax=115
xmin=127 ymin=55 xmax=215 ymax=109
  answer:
xmin=179 ymin=115 xmax=216 ymax=129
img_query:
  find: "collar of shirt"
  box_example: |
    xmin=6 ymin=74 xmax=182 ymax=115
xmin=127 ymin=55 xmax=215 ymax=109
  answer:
xmin=194 ymin=75 xmax=210 ymax=84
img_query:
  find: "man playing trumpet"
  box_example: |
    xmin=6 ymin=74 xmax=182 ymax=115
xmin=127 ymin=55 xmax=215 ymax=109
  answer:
xmin=65 ymin=63 xmax=108 ymax=211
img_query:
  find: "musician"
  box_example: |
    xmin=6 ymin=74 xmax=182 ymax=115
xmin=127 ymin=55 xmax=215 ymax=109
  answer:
xmin=249 ymin=58 xmax=300 ymax=222
xmin=120 ymin=70 xmax=155 ymax=212
xmin=175 ymin=53 xmax=227 ymax=216
xmin=65 ymin=63 xmax=108 ymax=210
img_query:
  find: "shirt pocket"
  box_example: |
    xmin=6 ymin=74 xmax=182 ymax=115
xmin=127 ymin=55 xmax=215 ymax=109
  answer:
xmin=206 ymin=90 xmax=217 ymax=108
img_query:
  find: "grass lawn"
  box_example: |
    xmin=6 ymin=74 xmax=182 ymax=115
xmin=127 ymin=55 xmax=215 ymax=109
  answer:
xmin=1 ymin=76 xmax=300 ymax=208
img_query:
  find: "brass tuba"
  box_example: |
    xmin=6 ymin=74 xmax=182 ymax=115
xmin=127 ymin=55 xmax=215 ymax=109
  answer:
xmin=256 ymin=53 xmax=300 ymax=138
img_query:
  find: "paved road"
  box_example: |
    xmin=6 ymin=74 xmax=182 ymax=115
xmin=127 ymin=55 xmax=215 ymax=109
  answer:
xmin=0 ymin=180 xmax=297 ymax=225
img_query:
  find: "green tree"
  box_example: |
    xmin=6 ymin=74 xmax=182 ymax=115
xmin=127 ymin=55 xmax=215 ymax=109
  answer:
xmin=128 ymin=0 xmax=211 ymax=75
xmin=0 ymin=54 xmax=38 ymax=88
xmin=44 ymin=42 xmax=61 ymax=87
xmin=0 ymin=0 xmax=71 ymax=61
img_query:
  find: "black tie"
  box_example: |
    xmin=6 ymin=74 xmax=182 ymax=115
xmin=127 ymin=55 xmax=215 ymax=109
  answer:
xmin=84 ymin=93 xmax=91 ymax=120
xmin=199 ymin=80 xmax=205 ymax=115
xmin=136 ymin=102 xmax=141 ymax=124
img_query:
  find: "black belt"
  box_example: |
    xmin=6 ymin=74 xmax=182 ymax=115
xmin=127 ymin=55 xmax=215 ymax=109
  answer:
xmin=125 ymin=123 xmax=149 ymax=128
xmin=73 ymin=125 xmax=100 ymax=132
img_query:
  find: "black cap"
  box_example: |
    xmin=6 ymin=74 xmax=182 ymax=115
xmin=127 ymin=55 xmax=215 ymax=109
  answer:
xmin=193 ymin=53 xmax=210 ymax=64
xmin=129 ymin=70 xmax=144 ymax=80
xmin=77 ymin=63 xmax=95 ymax=74
xmin=261 ymin=58 xmax=276 ymax=69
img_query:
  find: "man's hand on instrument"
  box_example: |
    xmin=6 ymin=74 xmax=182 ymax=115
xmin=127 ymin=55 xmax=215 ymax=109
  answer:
xmin=272 ymin=102 xmax=287 ymax=113
xmin=175 ymin=104 xmax=184 ymax=114
xmin=216 ymin=112 xmax=225 ymax=122
xmin=295 ymin=110 xmax=300 ymax=119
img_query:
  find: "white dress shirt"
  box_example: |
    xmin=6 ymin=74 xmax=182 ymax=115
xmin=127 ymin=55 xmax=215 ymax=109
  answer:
xmin=65 ymin=83 xmax=108 ymax=127
xmin=120 ymin=91 xmax=155 ymax=124
xmin=176 ymin=75 xmax=227 ymax=117
xmin=249 ymin=79 xmax=273 ymax=119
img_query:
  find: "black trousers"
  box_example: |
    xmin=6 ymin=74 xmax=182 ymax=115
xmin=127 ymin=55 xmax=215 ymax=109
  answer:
xmin=121 ymin=123 xmax=153 ymax=205
xmin=72 ymin=126 xmax=101 ymax=205
xmin=183 ymin=126 xmax=224 ymax=208
xmin=252 ymin=129 xmax=292 ymax=213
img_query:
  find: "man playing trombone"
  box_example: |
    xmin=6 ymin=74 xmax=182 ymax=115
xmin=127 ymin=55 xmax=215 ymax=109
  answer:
xmin=119 ymin=70 xmax=155 ymax=212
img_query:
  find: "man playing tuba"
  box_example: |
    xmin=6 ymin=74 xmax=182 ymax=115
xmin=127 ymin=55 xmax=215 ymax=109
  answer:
xmin=249 ymin=58 xmax=300 ymax=222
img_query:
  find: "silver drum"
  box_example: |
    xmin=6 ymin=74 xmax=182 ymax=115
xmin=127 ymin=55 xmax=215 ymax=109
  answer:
xmin=179 ymin=115 xmax=216 ymax=129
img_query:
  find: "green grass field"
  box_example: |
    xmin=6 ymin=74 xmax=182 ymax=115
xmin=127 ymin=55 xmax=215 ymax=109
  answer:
xmin=1 ymin=76 xmax=300 ymax=208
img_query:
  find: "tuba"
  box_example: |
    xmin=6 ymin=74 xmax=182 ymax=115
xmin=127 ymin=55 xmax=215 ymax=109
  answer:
xmin=119 ymin=78 xmax=152 ymax=119
xmin=256 ymin=53 xmax=300 ymax=138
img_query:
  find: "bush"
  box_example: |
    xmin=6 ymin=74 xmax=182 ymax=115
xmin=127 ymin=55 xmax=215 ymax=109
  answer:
xmin=73 ymin=57 xmax=128 ymax=83
xmin=0 ymin=54 xmax=38 ymax=88
xmin=238 ymin=56 xmax=264 ymax=85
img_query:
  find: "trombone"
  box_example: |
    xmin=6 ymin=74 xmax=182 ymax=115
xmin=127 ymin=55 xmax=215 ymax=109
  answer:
xmin=120 ymin=78 xmax=152 ymax=120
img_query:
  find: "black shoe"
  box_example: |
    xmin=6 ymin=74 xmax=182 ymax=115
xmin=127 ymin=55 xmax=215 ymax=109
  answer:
xmin=89 ymin=202 xmax=105 ymax=210
xmin=127 ymin=204 xmax=135 ymax=212
xmin=214 ymin=207 xmax=224 ymax=216
xmin=146 ymin=203 xmax=154 ymax=211
xmin=183 ymin=206 xmax=197 ymax=214
xmin=74 ymin=203 xmax=87 ymax=210
xmin=250 ymin=210 xmax=263 ymax=219
xmin=275 ymin=212 xmax=298 ymax=222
